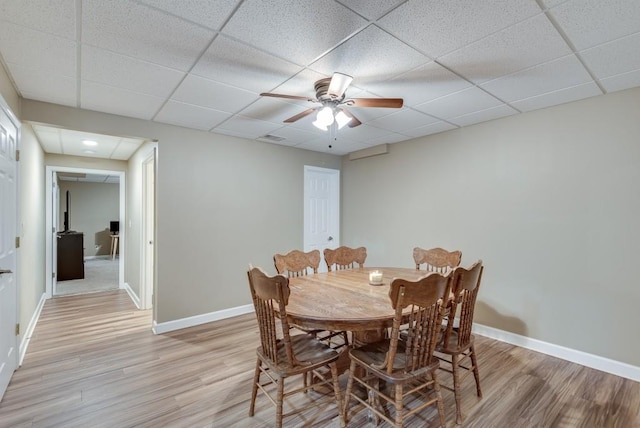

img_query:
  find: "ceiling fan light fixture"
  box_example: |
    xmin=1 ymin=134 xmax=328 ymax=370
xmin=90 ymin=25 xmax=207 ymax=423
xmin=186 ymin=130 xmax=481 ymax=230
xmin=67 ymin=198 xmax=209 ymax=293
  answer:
xmin=312 ymin=119 xmax=328 ymax=131
xmin=335 ymin=110 xmax=351 ymax=129
xmin=317 ymin=106 xmax=335 ymax=126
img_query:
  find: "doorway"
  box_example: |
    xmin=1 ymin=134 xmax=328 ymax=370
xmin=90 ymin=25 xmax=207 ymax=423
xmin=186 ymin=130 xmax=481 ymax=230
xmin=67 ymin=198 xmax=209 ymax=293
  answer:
xmin=45 ymin=166 xmax=125 ymax=298
xmin=303 ymin=166 xmax=340 ymax=273
xmin=140 ymin=148 xmax=156 ymax=311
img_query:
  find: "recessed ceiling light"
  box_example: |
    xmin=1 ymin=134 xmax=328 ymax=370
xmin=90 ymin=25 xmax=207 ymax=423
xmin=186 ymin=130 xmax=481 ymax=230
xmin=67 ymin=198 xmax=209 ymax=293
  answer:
xmin=82 ymin=139 xmax=98 ymax=146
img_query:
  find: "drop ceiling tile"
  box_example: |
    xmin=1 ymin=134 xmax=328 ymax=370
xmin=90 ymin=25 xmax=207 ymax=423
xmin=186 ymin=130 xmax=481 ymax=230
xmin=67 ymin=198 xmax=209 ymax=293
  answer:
xmin=414 ymin=87 xmax=503 ymax=120
xmin=347 ymin=105 xmax=407 ymax=123
xmin=154 ymin=100 xmax=232 ymax=131
xmin=82 ymin=45 xmax=185 ymax=98
xmin=580 ymin=32 xmax=640 ymax=79
xmin=449 ymin=104 xmax=518 ymax=127
xmin=81 ymin=81 xmax=166 ymax=120
xmin=368 ymin=109 xmax=440 ymax=133
xmin=439 ymin=14 xmax=572 ymax=84
xmin=0 ymin=23 xmax=76 ymax=77
xmin=271 ymin=69 xmax=330 ymax=97
xmin=339 ymin=0 xmax=406 ymax=20
xmin=367 ymin=131 xmax=414 ymax=146
xmin=309 ymin=25 xmax=429 ymax=83
xmin=600 ymin=69 xmax=640 ymax=93
xmin=192 ymin=35 xmax=302 ymax=93
xmin=366 ymin=61 xmax=472 ymax=106
xmin=549 ymin=0 xmax=640 ymax=50
xmin=82 ymin=0 xmax=214 ymax=71
xmin=378 ymin=0 xmax=542 ymax=57
xmin=299 ymin=136 xmax=367 ymax=155
xmin=136 ymin=0 xmax=241 ymax=30
xmin=213 ymin=115 xmax=281 ymax=139
xmin=111 ymin=140 xmax=143 ymax=160
xmin=480 ymin=55 xmax=593 ymax=102
xmin=511 ymin=81 xmax=602 ymax=112
xmin=0 ymin=0 xmax=76 ymax=39
xmin=237 ymin=97 xmax=313 ymax=123
xmin=335 ymin=123 xmax=397 ymax=143
xmin=10 ymin=65 xmax=77 ymax=106
xmin=32 ymin=125 xmax=62 ymax=153
xmin=401 ymin=121 xmax=457 ymax=138
xmin=541 ymin=0 xmax=569 ymax=7
xmin=223 ymin=0 xmax=367 ymax=65
xmin=171 ymin=74 xmax=259 ymax=112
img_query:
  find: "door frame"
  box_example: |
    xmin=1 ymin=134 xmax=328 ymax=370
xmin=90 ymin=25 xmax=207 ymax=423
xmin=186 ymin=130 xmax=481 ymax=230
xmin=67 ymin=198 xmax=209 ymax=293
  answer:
xmin=45 ymin=166 xmax=125 ymax=298
xmin=140 ymin=146 xmax=156 ymax=310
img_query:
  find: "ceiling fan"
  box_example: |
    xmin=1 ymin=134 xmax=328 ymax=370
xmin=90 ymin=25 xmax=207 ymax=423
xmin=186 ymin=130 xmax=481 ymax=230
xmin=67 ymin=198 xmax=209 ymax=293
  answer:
xmin=260 ymin=72 xmax=403 ymax=130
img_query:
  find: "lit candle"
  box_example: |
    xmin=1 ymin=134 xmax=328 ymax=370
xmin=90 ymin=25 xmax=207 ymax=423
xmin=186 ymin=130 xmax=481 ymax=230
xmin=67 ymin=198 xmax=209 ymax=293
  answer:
xmin=369 ymin=270 xmax=383 ymax=284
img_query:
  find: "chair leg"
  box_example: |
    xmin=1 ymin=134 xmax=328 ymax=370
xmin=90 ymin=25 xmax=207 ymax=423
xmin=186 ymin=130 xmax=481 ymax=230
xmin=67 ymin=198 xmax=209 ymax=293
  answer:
xmin=249 ymin=359 xmax=261 ymax=416
xmin=470 ymin=345 xmax=482 ymax=398
xmin=330 ymin=362 xmax=346 ymax=427
xmin=394 ymin=383 xmax=404 ymax=428
xmin=276 ymin=375 xmax=285 ymax=428
xmin=343 ymin=360 xmax=357 ymax=423
xmin=451 ymin=353 xmax=463 ymax=425
xmin=432 ymin=370 xmax=447 ymax=428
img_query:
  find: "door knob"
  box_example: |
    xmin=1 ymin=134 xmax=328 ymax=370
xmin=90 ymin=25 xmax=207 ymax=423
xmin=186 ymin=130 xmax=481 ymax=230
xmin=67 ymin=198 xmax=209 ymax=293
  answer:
xmin=328 ymin=236 xmax=333 ymax=241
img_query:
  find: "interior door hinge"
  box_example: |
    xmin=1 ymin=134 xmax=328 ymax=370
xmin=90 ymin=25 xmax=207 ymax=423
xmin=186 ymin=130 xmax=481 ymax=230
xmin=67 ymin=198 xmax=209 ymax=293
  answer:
xmin=15 ymin=149 xmax=19 ymax=161
xmin=15 ymin=236 xmax=20 ymax=248
xmin=52 ymin=272 xmax=56 ymax=279
xmin=15 ymin=324 xmax=20 ymax=336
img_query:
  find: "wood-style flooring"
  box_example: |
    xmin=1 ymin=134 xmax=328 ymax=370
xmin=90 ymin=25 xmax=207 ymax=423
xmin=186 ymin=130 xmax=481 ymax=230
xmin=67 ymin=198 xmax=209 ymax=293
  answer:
xmin=0 ymin=290 xmax=638 ymax=427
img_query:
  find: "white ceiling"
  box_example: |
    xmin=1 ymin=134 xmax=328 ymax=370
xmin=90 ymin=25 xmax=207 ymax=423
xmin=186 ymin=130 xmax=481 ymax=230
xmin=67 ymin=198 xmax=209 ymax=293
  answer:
xmin=1 ymin=0 xmax=640 ymax=156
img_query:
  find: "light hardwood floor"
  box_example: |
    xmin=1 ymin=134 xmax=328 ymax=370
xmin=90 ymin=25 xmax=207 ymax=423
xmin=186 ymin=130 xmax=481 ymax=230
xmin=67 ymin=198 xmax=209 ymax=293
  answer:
xmin=0 ymin=290 xmax=638 ymax=427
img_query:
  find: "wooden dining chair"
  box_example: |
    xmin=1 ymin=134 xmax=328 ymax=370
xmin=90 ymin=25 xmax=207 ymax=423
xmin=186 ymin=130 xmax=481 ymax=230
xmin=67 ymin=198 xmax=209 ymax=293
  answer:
xmin=344 ymin=272 xmax=451 ymax=427
xmin=247 ymin=266 xmax=345 ymax=428
xmin=413 ymin=247 xmax=462 ymax=273
xmin=274 ymin=249 xmax=349 ymax=349
xmin=435 ymin=260 xmax=484 ymax=425
xmin=274 ymin=249 xmax=321 ymax=277
xmin=324 ymin=246 xmax=367 ymax=271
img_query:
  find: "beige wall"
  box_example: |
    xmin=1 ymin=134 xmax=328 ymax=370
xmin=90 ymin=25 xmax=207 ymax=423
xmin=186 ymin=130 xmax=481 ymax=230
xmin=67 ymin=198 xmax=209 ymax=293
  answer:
xmin=57 ymin=181 xmax=119 ymax=257
xmin=17 ymin=123 xmax=46 ymax=346
xmin=20 ymin=100 xmax=342 ymax=323
xmin=342 ymin=87 xmax=640 ymax=366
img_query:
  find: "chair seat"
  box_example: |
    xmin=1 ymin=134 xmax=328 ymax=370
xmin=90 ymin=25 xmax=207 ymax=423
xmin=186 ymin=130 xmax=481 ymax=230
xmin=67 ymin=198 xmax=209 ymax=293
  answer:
xmin=349 ymin=340 xmax=440 ymax=384
xmin=257 ymin=334 xmax=339 ymax=375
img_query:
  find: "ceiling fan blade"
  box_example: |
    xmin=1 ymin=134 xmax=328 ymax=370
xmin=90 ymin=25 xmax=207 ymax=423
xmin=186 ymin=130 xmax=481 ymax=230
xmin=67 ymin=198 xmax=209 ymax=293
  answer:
xmin=327 ymin=72 xmax=353 ymax=98
xmin=260 ymin=92 xmax=315 ymax=102
xmin=341 ymin=109 xmax=362 ymax=128
xmin=348 ymin=98 xmax=404 ymax=108
xmin=283 ymin=108 xmax=316 ymax=123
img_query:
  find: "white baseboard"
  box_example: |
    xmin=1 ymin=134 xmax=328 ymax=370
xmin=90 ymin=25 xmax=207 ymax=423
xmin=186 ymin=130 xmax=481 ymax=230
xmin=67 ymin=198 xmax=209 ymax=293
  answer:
xmin=153 ymin=304 xmax=254 ymax=335
xmin=473 ymin=323 xmax=640 ymax=382
xmin=122 ymin=282 xmax=140 ymax=309
xmin=19 ymin=292 xmax=47 ymax=366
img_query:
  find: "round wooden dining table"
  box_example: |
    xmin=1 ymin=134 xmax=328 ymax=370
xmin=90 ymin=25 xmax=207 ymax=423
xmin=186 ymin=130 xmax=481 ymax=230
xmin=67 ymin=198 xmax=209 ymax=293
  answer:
xmin=286 ymin=267 xmax=430 ymax=344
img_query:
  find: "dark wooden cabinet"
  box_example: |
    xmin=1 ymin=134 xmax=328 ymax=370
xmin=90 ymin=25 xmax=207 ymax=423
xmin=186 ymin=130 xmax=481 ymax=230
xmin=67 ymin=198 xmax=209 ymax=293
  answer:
xmin=57 ymin=232 xmax=84 ymax=281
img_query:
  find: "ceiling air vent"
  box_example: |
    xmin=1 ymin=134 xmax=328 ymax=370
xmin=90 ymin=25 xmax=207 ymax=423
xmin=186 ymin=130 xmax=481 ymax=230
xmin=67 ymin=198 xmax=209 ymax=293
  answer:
xmin=257 ymin=134 xmax=286 ymax=143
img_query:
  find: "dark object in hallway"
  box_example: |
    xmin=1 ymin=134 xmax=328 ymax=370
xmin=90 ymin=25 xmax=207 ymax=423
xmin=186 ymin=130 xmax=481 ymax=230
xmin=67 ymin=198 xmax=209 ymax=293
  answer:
xmin=57 ymin=232 xmax=84 ymax=281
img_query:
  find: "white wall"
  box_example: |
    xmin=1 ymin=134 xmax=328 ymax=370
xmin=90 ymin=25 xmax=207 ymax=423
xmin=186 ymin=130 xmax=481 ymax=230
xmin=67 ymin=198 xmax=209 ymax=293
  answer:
xmin=342 ymin=87 xmax=640 ymax=366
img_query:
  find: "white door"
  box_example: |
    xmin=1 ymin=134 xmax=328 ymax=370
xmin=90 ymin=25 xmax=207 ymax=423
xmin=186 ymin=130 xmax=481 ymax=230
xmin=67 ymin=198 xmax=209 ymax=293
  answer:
xmin=303 ymin=166 xmax=340 ymax=272
xmin=141 ymin=149 xmax=155 ymax=310
xmin=0 ymin=98 xmax=19 ymax=400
